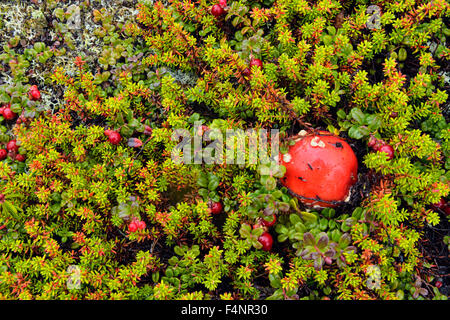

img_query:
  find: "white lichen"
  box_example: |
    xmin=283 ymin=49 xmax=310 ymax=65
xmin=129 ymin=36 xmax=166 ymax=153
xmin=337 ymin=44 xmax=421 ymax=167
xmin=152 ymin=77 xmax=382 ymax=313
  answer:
xmin=283 ymin=153 xmax=292 ymax=163
xmin=310 ymin=136 xmax=325 ymax=148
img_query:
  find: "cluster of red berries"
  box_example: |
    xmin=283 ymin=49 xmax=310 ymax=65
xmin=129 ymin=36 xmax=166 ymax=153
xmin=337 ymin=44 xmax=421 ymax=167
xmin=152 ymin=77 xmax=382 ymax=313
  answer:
xmin=128 ymin=219 xmax=146 ymax=233
xmin=0 ymin=104 xmax=17 ymax=121
xmin=29 ymin=85 xmax=41 ymax=101
xmin=211 ymin=0 xmax=227 ymax=17
xmin=0 ymin=139 xmax=25 ymax=162
xmin=368 ymin=136 xmax=395 ymax=160
xmin=104 ymin=129 xmax=122 ymax=145
xmin=208 ymin=200 xmax=223 ymax=215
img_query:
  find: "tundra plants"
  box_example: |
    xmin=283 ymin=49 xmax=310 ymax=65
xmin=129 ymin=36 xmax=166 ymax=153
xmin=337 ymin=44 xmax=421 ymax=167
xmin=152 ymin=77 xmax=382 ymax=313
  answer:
xmin=0 ymin=0 xmax=449 ymax=300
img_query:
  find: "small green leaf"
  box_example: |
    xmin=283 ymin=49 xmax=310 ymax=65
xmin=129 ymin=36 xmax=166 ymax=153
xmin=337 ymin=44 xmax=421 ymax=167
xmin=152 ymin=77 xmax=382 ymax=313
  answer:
xmin=294 ymin=222 xmax=306 ymax=233
xmin=319 ymin=218 xmax=328 ymax=231
xmin=289 ymin=213 xmax=302 ymax=225
xmin=174 ymin=246 xmax=185 ymax=256
xmin=277 ymin=234 xmax=288 ymax=242
xmin=207 ymin=177 xmax=220 ymax=191
xmin=348 ymin=125 xmax=364 ymax=139
xmin=339 ymin=233 xmax=351 ymax=248
xmin=198 ymin=188 xmax=209 ymax=199
xmin=366 ymin=114 xmax=382 ymax=130
xmin=197 ymin=174 xmax=208 ymax=188
xmin=264 ymin=176 xmax=276 ymax=190
xmin=350 ymin=108 xmax=365 ymax=124
xmin=330 ymin=229 xmax=342 ymax=243
xmin=275 ymin=224 xmax=288 ymax=234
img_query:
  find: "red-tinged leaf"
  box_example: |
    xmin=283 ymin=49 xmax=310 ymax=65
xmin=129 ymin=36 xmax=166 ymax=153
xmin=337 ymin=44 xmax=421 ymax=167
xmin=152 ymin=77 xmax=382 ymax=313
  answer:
xmin=144 ymin=125 xmax=153 ymax=136
xmin=128 ymin=138 xmax=143 ymax=148
xmin=303 ymin=232 xmax=315 ymax=246
xmin=316 ymin=232 xmax=329 ymax=250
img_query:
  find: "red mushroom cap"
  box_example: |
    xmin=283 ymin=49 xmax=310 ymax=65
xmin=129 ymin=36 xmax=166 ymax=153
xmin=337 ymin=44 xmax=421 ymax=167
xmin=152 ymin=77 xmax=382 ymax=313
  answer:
xmin=279 ymin=132 xmax=358 ymax=208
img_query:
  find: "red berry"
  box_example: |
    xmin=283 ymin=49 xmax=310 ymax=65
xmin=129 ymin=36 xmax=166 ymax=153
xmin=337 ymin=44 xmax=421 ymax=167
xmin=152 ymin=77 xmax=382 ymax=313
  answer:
xmin=218 ymin=0 xmax=227 ymax=8
xmin=6 ymin=140 xmax=18 ymax=152
xmin=252 ymin=222 xmax=263 ymax=230
xmin=242 ymin=68 xmax=251 ymax=77
xmin=445 ymin=206 xmax=450 ymax=217
xmin=258 ymin=232 xmax=273 ymax=251
xmin=108 ymin=131 xmax=122 ymax=145
xmin=29 ymin=85 xmax=41 ymax=100
xmin=373 ymin=142 xmax=382 ymax=151
xmin=137 ymin=220 xmax=146 ymax=230
xmin=435 ymin=281 xmax=443 ymax=288
xmin=432 ymin=198 xmax=446 ymax=210
xmin=249 ymin=58 xmax=263 ymax=69
xmin=15 ymin=154 xmax=25 ymax=162
xmin=0 ymin=149 xmax=7 ymax=160
xmin=209 ymin=201 xmax=223 ymax=215
xmin=211 ymin=4 xmax=225 ymax=17
xmin=261 ymin=215 xmax=276 ymax=227
xmin=104 ymin=129 xmax=112 ymax=136
xmin=368 ymin=136 xmax=377 ymax=149
xmin=378 ymin=144 xmax=394 ymax=160
xmin=129 ymin=222 xmax=138 ymax=233
xmin=280 ymin=132 xmax=358 ymax=208
xmin=2 ymin=107 xmax=16 ymax=120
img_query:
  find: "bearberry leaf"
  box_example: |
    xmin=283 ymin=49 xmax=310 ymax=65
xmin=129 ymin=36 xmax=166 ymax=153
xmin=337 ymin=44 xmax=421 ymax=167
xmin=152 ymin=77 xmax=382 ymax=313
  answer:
xmin=350 ymin=108 xmax=365 ymax=124
xmin=303 ymin=232 xmax=315 ymax=246
xmin=316 ymin=232 xmax=329 ymax=250
xmin=127 ymin=138 xmax=143 ymax=148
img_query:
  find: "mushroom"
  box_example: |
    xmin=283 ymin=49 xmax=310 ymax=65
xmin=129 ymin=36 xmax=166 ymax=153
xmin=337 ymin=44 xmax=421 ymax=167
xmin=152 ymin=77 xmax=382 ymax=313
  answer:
xmin=279 ymin=131 xmax=358 ymax=208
